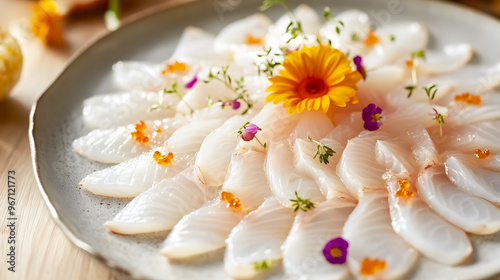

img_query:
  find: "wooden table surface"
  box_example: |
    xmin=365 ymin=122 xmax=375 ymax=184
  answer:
xmin=0 ymin=1 xmax=186 ymax=279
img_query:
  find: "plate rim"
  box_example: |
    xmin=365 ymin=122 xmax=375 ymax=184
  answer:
xmin=28 ymin=0 xmax=500 ymax=278
xmin=28 ymin=0 xmax=200 ymax=277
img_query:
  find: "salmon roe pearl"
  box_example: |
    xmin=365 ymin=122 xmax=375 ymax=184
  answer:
xmin=221 ymin=191 xmax=242 ymax=210
xmin=474 ymin=149 xmax=491 ymax=159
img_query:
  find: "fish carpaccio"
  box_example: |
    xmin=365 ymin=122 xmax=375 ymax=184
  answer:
xmin=74 ymin=3 xmax=500 ymax=279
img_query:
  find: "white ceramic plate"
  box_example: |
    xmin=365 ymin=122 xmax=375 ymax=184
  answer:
xmin=30 ymin=0 xmax=500 ymax=279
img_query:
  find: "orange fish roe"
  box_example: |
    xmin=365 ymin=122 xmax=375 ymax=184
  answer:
xmin=31 ymin=0 xmax=65 ymax=46
xmin=396 ymin=179 xmax=414 ymax=199
xmin=360 ymin=258 xmax=386 ymax=276
xmin=155 ymin=128 xmax=162 ymax=134
xmin=405 ymin=60 xmax=414 ymax=68
xmin=221 ymin=191 xmax=242 ymax=210
xmin=162 ymin=61 xmax=188 ymax=75
xmin=475 ymin=149 xmax=491 ymax=159
xmin=131 ymin=121 xmax=150 ymax=144
xmin=245 ymin=34 xmax=264 ymax=45
xmin=364 ymin=30 xmax=380 ymax=47
xmin=454 ymin=92 xmax=481 ymax=106
xmin=153 ymin=151 xmax=174 ymax=166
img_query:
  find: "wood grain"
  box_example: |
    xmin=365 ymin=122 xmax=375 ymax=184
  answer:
xmin=0 ymin=1 xmax=187 ymax=279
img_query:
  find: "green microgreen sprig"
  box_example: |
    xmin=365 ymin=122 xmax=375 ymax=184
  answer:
xmin=411 ymin=50 xmax=426 ymax=60
xmin=405 ymin=85 xmax=417 ymax=98
xmin=351 ymin=32 xmax=360 ymax=42
xmin=260 ymin=0 xmax=289 ymax=11
xmin=424 ymin=84 xmax=438 ymax=101
xmin=207 ymin=95 xmax=214 ymax=110
xmin=150 ymin=81 xmax=193 ymax=114
xmin=255 ymin=46 xmax=284 ymax=77
xmin=290 ymin=191 xmax=315 ymax=212
xmin=253 ymin=260 xmax=271 ymax=270
xmin=260 ymin=0 xmax=305 ymax=43
xmin=206 ymin=66 xmax=253 ymax=115
xmin=433 ymin=108 xmax=446 ymax=138
xmin=164 ymin=82 xmax=194 ymax=114
xmin=324 ymin=7 xmax=344 ymax=35
xmin=308 ymin=136 xmax=336 ymax=165
xmin=105 ymin=0 xmax=120 ymax=31
xmin=405 ymin=49 xmax=426 ymax=98
xmin=423 ymin=84 xmax=446 ymax=137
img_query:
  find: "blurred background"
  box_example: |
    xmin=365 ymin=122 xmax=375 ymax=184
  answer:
xmin=452 ymin=0 xmax=500 ymax=15
xmin=1 ymin=0 xmax=498 ymax=105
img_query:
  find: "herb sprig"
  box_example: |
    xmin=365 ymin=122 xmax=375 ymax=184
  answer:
xmin=150 ymin=81 xmax=194 ymax=114
xmin=324 ymin=7 xmax=344 ymax=35
xmin=405 ymin=49 xmax=426 ymax=98
xmin=105 ymin=0 xmax=120 ymax=31
xmin=260 ymin=0 xmax=305 ymax=43
xmin=423 ymin=84 xmax=446 ymax=137
xmin=206 ymin=66 xmax=253 ymax=115
xmin=290 ymin=191 xmax=315 ymax=212
xmin=253 ymin=260 xmax=271 ymax=270
xmin=255 ymin=47 xmax=284 ymax=77
xmin=308 ymin=136 xmax=336 ymax=165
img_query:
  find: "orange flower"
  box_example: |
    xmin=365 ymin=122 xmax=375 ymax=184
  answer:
xmin=162 ymin=61 xmax=188 ymax=75
xmin=31 ymin=0 xmax=64 ymax=46
xmin=245 ymin=34 xmax=264 ymax=45
xmin=364 ymin=30 xmax=380 ymax=47
xmin=266 ymin=45 xmax=362 ymax=116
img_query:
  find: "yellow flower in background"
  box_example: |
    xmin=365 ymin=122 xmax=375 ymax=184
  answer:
xmin=265 ymin=45 xmax=362 ymax=116
xmin=0 ymin=27 xmax=23 ymax=101
xmin=31 ymin=0 xmax=65 ymax=46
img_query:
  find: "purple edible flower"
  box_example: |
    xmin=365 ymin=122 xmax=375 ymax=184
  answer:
xmin=362 ymin=103 xmax=385 ymax=131
xmin=222 ymin=99 xmax=241 ymax=110
xmin=241 ymin=123 xmax=260 ymax=141
xmin=323 ymin=237 xmax=349 ymax=264
xmin=185 ymin=72 xmax=198 ymax=89
xmin=353 ymin=55 xmax=367 ymax=80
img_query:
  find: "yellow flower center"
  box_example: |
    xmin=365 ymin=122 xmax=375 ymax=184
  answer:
xmin=330 ymin=248 xmax=342 ymax=258
xmin=265 ymin=45 xmax=362 ymax=117
xmin=372 ymin=113 xmax=382 ymax=122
